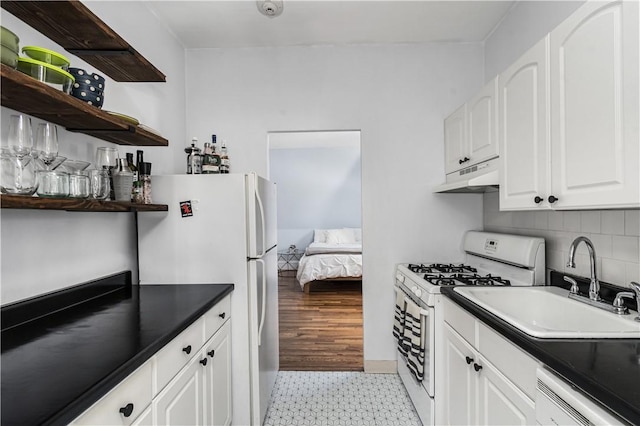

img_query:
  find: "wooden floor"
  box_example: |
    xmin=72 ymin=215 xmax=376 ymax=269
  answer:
xmin=278 ymin=273 xmax=364 ymax=371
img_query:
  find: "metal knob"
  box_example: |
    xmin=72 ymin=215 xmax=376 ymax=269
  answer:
xmin=182 ymin=345 xmax=192 ymax=355
xmin=534 ymin=196 xmax=543 ymax=204
xmin=200 ymin=358 xmax=208 ymax=366
xmin=473 ymin=363 xmax=483 ymax=372
xmin=465 ymin=356 xmax=474 ymax=365
xmin=218 ymin=312 xmax=226 ymax=319
xmin=208 ymin=350 xmax=215 ymax=358
xmin=119 ymin=403 xmax=134 ymax=418
xmin=548 ymin=195 xmax=558 ymax=203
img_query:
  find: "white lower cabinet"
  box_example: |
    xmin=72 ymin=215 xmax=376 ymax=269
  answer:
xmin=439 ymin=299 xmax=536 ymax=425
xmin=71 ymin=295 xmax=232 ymax=426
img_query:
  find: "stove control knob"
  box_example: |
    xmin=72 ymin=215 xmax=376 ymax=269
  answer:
xmin=396 ymin=274 xmax=405 ymax=284
xmin=414 ymin=288 xmax=422 ymax=297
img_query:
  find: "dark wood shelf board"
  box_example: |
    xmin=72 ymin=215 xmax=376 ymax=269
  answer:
xmin=0 ymin=195 xmax=168 ymax=212
xmin=1 ymin=65 xmax=168 ymax=147
xmin=1 ymin=0 xmax=166 ymax=82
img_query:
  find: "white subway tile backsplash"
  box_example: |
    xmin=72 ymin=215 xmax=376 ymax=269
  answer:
xmin=625 ymin=211 xmax=640 ymax=236
xmin=601 ymin=211 xmax=625 ymax=235
xmin=612 ymin=236 xmax=640 ymax=263
xmin=563 ymin=212 xmax=581 ymax=232
xmin=484 ymin=194 xmax=638 ymax=287
xmin=601 ymin=258 xmax=627 ymax=286
xmin=581 ymin=211 xmax=601 ymax=233
xmin=548 ymin=211 xmax=564 ymax=231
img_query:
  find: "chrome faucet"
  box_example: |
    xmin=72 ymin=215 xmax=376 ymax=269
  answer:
xmin=567 ymin=236 xmax=601 ymax=301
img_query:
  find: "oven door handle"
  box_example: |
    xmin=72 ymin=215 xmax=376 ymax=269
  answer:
xmin=394 ymin=284 xmax=431 ymax=311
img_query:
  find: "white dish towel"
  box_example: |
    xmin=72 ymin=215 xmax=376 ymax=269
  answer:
xmin=393 ymin=290 xmax=406 ymax=355
xmin=403 ymin=297 xmax=426 ymax=382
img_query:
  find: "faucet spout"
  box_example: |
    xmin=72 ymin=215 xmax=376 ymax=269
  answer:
xmin=567 ymin=236 xmax=601 ymax=301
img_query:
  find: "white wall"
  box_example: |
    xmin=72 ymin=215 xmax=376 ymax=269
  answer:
xmin=185 ymin=43 xmax=485 ymax=365
xmin=482 ymin=0 xmax=639 ymax=288
xmin=0 ymin=2 xmax=186 ymax=304
xmin=270 ymin=142 xmax=362 ymax=250
xmin=484 ymin=0 xmax=585 ymax=81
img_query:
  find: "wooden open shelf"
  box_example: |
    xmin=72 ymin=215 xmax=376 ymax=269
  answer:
xmin=1 ymin=0 xmax=165 ymax=82
xmin=0 ymin=195 xmax=168 ymax=212
xmin=1 ymin=64 xmax=168 ymax=147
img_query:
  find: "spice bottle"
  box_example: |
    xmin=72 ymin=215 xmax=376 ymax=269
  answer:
xmin=219 ymin=140 xmax=230 ymax=173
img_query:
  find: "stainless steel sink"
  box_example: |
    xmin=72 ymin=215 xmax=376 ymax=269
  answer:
xmin=453 ymin=286 xmax=640 ymax=339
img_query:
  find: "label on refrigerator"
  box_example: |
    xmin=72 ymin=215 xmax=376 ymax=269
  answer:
xmin=180 ymin=201 xmax=194 ymax=217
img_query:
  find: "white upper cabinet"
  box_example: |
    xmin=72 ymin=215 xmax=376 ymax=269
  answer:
xmin=444 ymin=104 xmax=468 ymax=174
xmin=499 ymin=37 xmax=550 ymax=210
xmin=444 ymin=78 xmax=499 ymax=175
xmin=549 ymin=0 xmax=639 ymax=209
xmin=499 ymin=0 xmax=639 ymax=210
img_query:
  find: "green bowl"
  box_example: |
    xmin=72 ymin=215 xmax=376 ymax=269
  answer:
xmin=22 ymin=46 xmax=70 ymax=70
xmin=0 ymin=26 xmax=19 ymax=53
xmin=17 ymin=57 xmax=75 ymax=93
xmin=1 ymin=45 xmax=18 ymax=68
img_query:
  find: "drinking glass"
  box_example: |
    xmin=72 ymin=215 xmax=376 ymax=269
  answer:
xmin=35 ymin=123 xmax=59 ymax=167
xmin=95 ymin=147 xmax=119 ymax=200
xmin=89 ymin=169 xmax=109 ymax=199
xmin=7 ymin=114 xmax=33 ymax=158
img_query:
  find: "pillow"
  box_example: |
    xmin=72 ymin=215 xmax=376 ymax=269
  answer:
xmin=313 ymin=229 xmax=328 ymax=243
xmin=344 ymin=228 xmax=362 ymax=242
xmin=325 ymin=228 xmax=356 ymax=244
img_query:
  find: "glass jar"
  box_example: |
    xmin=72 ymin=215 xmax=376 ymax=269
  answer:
xmin=69 ymin=171 xmax=90 ymax=198
xmin=36 ymin=170 xmax=69 ymax=198
xmin=89 ymin=169 xmax=109 ymax=200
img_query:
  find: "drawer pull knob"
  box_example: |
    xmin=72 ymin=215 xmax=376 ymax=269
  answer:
xmin=119 ymin=403 xmax=134 ymax=418
xmin=200 ymin=358 xmax=208 ymax=366
xmin=208 ymin=350 xmax=215 ymax=357
xmin=534 ymin=196 xmax=543 ymax=204
xmin=473 ymin=363 xmax=483 ymax=372
xmin=465 ymin=356 xmax=474 ymax=365
xmin=548 ymin=195 xmax=558 ymax=203
xmin=219 ymin=312 xmax=226 ymax=319
xmin=182 ymin=345 xmax=192 ymax=355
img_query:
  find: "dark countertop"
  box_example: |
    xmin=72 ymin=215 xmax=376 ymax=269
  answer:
xmin=1 ymin=272 xmax=234 ymax=426
xmin=441 ymin=286 xmax=640 ymax=425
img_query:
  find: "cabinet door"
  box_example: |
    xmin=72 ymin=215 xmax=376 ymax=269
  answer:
xmin=550 ymin=0 xmax=639 ymax=209
xmin=154 ymin=355 xmax=205 ymax=425
xmin=476 ymin=355 xmax=535 ymax=425
xmin=468 ymin=77 xmax=499 ymax=165
xmin=442 ymin=323 xmax=476 ymax=425
xmin=204 ymin=321 xmax=232 ymax=426
xmin=131 ymin=406 xmax=153 ymax=426
xmin=499 ymin=37 xmax=551 ymax=210
xmin=444 ymin=104 xmax=468 ymax=174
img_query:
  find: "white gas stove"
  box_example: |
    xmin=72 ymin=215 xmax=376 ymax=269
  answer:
xmin=394 ymin=231 xmax=545 ymax=425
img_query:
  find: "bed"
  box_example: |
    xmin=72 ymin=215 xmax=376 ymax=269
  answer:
xmin=296 ymin=228 xmax=363 ymax=292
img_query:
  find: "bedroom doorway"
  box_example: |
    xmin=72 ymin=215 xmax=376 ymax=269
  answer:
xmin=268 ymin=130 xmax=363 ymax=371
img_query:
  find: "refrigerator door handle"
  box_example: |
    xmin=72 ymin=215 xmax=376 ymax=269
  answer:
xmin=255 ymin=178 xmax=267 ymax=258
xmin=256 ymin=258 xmax=267 ymax=346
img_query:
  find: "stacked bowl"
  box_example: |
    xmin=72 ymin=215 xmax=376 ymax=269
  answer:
xmin=69 ymin=68 xmax=105 ymax=108
xmin=1 ymin=26 xmax=20 ymax=68
xmin=17 ymin=46 xmax=75 ymax=93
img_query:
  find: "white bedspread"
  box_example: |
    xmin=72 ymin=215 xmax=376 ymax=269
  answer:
xmin=296 ymin=252 xmax=363 ymax=287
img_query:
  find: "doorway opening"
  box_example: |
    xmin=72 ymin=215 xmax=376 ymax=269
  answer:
xmin=268 ymin=130 xmax=363 ymax=371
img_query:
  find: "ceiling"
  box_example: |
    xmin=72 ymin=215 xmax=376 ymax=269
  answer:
xmin=144 ymin=1 xmax=515 ymax=49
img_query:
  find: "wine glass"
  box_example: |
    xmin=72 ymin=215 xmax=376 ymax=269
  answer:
xmin=35 ymin=123 xmax=59 ymax=168
xmin=8 ymin=114 xmax=33 ymax=158
xmin=95 ymin=147 xmax=119 ymax=200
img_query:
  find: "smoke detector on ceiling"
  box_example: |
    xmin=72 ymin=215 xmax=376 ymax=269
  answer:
xmin=256 ymin=0 xmax=283 ymax=18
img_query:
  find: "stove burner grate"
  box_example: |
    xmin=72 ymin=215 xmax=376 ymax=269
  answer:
xmin=451 ymin=273 xmax=511 ymax=286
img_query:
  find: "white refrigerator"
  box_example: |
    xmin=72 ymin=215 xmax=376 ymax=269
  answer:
xmin=137 ymin=173 xmax=279 ymax=426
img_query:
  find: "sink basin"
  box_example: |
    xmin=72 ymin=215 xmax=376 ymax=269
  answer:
xmin=453 ymin=286 xmax=640 ymax=339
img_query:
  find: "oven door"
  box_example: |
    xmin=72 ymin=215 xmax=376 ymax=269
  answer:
xmin=394 ymin=283 xmax=436 ymax=397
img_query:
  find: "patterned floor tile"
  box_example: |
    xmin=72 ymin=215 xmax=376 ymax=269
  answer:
xmin=263 ymin=371 xmax=422 ymax=426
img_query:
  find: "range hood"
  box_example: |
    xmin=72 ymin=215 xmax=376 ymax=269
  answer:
xmin=433 ymin=157 xmax=499 ymax=193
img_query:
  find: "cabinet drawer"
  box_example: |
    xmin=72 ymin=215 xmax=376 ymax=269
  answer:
xmin=205 ymin=294 xmax=231 ymax=339
xmin=443 ymin=297 xmax=477 ymax=346
xmin=71 ymin=361 xmax=153 ymax=426
xmin=477 ymin=322 xmax=539 ymax=400
xmin=155 ymin=316 xmax=205 ymax=394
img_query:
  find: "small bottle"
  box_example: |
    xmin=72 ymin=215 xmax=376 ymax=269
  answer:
xmin=219 ymin=140 xmax=230 ymax=174
xmin=113 ymin=158 xmax=134 ymax=202
xmin=140 ymin=162 xmax=152 ymax=204
xmin=210 ymin=134 xmax=221 ymax=174
xmin=202 ymin=142 xmax=217 ymax=174
xmin=185 ymin=137 xmax=203 ymax=174
xmin=126 ymin=153 xmax=138 ymax=201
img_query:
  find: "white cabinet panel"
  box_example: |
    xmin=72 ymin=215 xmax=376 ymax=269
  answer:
xmin=444 ymin=104 xmax=467 ymax=174
xmin=204 ymin=321 xmax=232 ymax=426
xmin=442 ymin=323 xmax=476 ymax=425
xmin=154 ymin=356 xmax=205 ymax=426
xmin=499 ymin=37 xmax=550 ymax=210
xmin=468 ymin=78 xmax=499 ymax=164
xmin=550 ymin=0 xmax=639 ymax=209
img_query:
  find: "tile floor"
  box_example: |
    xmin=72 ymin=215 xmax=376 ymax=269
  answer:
xmin=263 ymin=371 xmax=423 ymax=426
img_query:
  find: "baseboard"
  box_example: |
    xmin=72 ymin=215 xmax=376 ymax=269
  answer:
xmin=364 ymin=360 xmax=397 ymax=373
